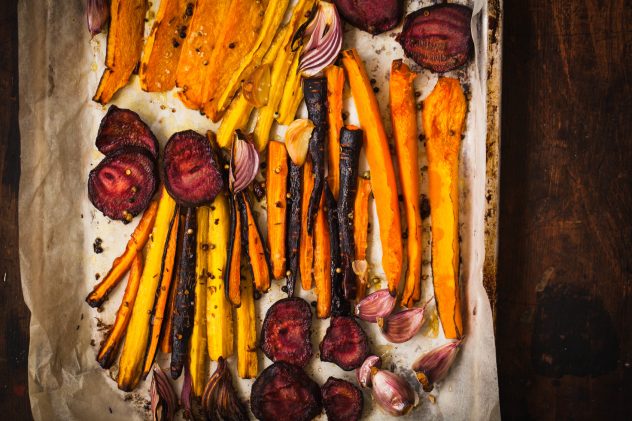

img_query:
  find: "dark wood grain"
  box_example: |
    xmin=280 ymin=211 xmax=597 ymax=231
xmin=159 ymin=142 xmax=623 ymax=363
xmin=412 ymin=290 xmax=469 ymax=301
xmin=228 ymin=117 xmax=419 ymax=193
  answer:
xmin=496 ymin=0 xmax=632 ymax=419
xmin=0 ymin=0 xmax=32 ymax=420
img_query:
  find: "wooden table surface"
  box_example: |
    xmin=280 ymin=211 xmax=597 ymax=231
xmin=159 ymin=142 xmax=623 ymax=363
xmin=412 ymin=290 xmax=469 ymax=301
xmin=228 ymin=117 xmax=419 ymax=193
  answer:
xmin=1 ymin=0 xmax=630 ymax=420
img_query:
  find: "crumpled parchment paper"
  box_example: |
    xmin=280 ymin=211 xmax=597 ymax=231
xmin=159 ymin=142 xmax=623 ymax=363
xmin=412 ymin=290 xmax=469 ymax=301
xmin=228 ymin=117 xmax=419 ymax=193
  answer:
xmin=18 ymin=0 xmax=500 ymax=419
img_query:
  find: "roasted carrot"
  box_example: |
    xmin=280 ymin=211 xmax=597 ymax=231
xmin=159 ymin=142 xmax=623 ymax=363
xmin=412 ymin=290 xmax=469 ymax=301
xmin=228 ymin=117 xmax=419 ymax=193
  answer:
xmin=225 ymin=195 xmax=242 ymax=307
xmin=189 ymin=206 xmax=210 ymax=396
xmin=175 ymin=0 xmax=231 ymax=109
xmin=342 ymin=48 xmax=403 ymax=296
xmin=160 ymin=267 xmax=178 ymax=354
xmin=299 ymin=159 xmax=315 ymax=290
xmin=353 ymin=176 xmax=371 ymax=299
xmin=390 ymin=60 xmax=423 ymax=307
xmin=96 ymin=253 xmax=143 ymax=369
xmin=236 ymin=274 xmax=258 ymax=379
xmin=325 ymin=65 xmax=345 ymax=199
xmin=313 ymin=192 xmax=331 ymax=318
xmin=93 ymin=0 xmax=147 ymax=104
xmin=285 ymin=162 xmax=303 ymax=296
xmin=139 ymin=0 xmax=194 ymax=92
xmin=277 ymin=50 xmax=304 ymax=125
xmin=266 ymin=141 xmax=289 ymax=279
xmin=325 ymin=185 xmax=350 ymax=316
xmin=338 ymin=126 xmax=362 ymax=300
xmin=170 ymin=207 xmax=198 ymax=379
xmin=238 ymin=193 xmax=272 ymax=292
xmin=423 ymin=77 xmax=466 ymax=339
xmin=86 ymin=199 xmax=159 ymax=308
xmin=117 ymin=188 xmax=177 ymax=391
xmin=142 ymin=209 xmax=180 ymax=378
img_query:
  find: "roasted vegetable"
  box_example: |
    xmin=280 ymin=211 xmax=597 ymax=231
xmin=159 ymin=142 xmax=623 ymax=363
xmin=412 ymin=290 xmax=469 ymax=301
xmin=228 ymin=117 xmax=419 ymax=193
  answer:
xmin=86 ymin=0 xmax=110 ymax=38
xmin=370 ymin=366 xmax=415 ymax=416
xmin=235 ymin=274 xmax=258 ymax=378
xmin=170 ymin=207 xmax=198 ymax=379
xmin=251 ymin=362 xmax=322 ymax=421
xmin=95 ymin=106 xmax=159 ymax=159
xmin=117 ymin=188 xmax=177 ymax=391
xmin=299 ymin=159 xmax=315 ymax=290
xmin=325 ymin=65 xmax=344 ymax=199
xmin=319 ymin=316 xmax=370 ymax=371
xmin=303 ymin=77 xmax=328 ymax=235
xmin=201 ymin=357 xmax=249 ymax=421
xmin=285 ymin=162 xmax=302 ymax=296
xmin=229 ymin=131 xmax=260 ymax=194
xmin=390 ymin=60 xmax=423 ymax=307
xmin=86 ymin=199 xmax=158 ymax=307
xmin=261 ymin=297 xmax=313 ymax=367
xmin=205 ymin=0 xmax=290 ymax=119
xmin=297 ymin=1 xmax=343 ymax=77
xmin=353 ymin=175 xmax=371 ymax=299
xmin=139 ymin=0 xmax=195 ymax=92
xmin=276 ymin=51 xmax=304 ymax=125
xmin=266 ymin=141 xmax=289 ymax=279
xmin=225 ymin=194 xmax=242 ymax=307
xmin=96 ymin=253 xmax=143 ymax=369
xmin=422 ymin=77 xmax=466 ymax=339
xmin=324 ymin=185 xmax=351 ymax=316
xmin=313 ymin=191 xmax=331 ymax=318
xmin=337 ymin=126 xmax=362 ymax=301
xmin=397 ymin=4 xmax=473 ymax=73
xmin=88 ymin=147 xmax=158 ymax=222
xmin=141 ymin=210 xmax=180 ymax=378
xmin=333 ymin=0 xmax=403 ymax=35
xmin=321 ymin=377 xmax=363 ymax=421
xmin=163 ymin=130 xmax=223 ymax=207
xmin=285 ymin=119 xmax=314 ymax=167
xmin=150 ymin=367 xmax=179 ymax=421
xmin=207 ymin=192 xmax=235 ymax=360
xmin=238 ymin=193 xmax=272 ymax=293
xmin=160 ymin=243 xmax=180 ymax=354
xmin=175 ymin=0 xmax=231 ymax=108
xmin=342 ymin=49 xmax=403 ymax=296
xmin=188 ymin=206 xmax=210 ymax=396
xmin=93 ymin=0 xmax=147 ymax=104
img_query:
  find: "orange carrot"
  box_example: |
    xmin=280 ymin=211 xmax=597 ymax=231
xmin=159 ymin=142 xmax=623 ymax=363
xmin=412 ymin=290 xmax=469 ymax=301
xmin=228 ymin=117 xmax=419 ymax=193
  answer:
xmin=300 ymin=159 xmax=315 ymax=290
xmin=313 ymin=192 xmax=331 ymax=318
xmin=325 ymin=65 xmax=345 ymax=199
xmin=266 ymin=141 xmax=289 ymax=279
xmin=353 ymin=176 xmax=371 ymax=299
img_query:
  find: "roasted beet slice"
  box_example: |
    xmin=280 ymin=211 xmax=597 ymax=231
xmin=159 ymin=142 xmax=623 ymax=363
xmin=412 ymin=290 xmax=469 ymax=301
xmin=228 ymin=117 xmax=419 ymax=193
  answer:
xmin=396 ymin=4 xmax=473 ymax=73
xmin=320 ymin=316 xmax=369 ymax=370
xmin=251 ymin=362 xmax=322 ymax=421
xmin=88 ymin=147 xmax=158 ymax=221
xmin=322 ymin=377 xmax=363 ymax=421
xmin=163 ymin=130 xmax=223 ymax=207
xmin=261 ymin=297 xmax=313 ymax=367
xmin=334 ymin=0 xmax=403 ymax=35
xmin=96 ymin=105 xmax=159 ymax=159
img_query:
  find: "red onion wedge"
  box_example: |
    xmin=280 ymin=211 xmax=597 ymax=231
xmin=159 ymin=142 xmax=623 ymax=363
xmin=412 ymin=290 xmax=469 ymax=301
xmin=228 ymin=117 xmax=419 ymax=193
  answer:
xmin=229 ymin=130 xmax=259 ymax=194
xmin=299 ymin=1 xmax=343 ymax=77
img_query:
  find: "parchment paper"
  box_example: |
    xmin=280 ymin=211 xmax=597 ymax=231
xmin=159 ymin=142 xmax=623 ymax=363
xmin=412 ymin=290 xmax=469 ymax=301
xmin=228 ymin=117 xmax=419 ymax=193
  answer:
xmin=18 ymin=0 xmax=500 ymax=419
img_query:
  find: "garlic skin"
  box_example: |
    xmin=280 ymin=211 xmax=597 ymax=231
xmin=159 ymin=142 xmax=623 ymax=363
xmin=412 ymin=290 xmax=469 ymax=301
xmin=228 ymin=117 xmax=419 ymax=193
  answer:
xmin=412 ymin=339 xmax=463 ymax=392
xmin=355 ymin=288 xmax=396 ymax=322
xmin=86 ymin=0 xmax=109 ymax=38
xmin=356 ymin=355 xmax=382 ymax=388
xmin=150 ymin=367 xmax=179 ymax=421
xmin=377 ymin=306 xmax=426 ymax=343
xmin=370 ymin=367 xmax=416 ymax=416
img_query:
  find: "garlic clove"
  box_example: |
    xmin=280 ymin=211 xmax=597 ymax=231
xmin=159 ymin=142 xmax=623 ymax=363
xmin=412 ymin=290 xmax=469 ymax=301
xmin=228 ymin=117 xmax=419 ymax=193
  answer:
xmin=377 ymin=307 xmax=426 ymax=344
xmin=86 ymin=0 xmax=109 ymax=38
xmin=370 ymin=367 xmax=416 ymax=417
xmin=356 ymin=355 xmax=382 ymax=388
xmin=229 ymin=131 xmax=259 ymax=194
xmin=354 ymin=288 xmax=396 ymax=322
xmin=285 ymin=119 xmax=314 ymax=166
xmin=412 ymin=339 xmax=463 ymax=392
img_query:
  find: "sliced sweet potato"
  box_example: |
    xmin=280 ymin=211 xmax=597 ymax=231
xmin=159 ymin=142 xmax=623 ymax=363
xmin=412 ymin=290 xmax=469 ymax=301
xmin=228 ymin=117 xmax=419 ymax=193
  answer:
xmin=139 ymin=0 xmax=195 ymax=92
xmin=93 ymin=0 xmax=147 ymax=104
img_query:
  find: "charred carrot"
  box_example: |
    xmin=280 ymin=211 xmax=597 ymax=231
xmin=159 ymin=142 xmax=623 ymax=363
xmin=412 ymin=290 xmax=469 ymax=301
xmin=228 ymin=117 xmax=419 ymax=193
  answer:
xmin=86 ymin=199 xmax=159 ymax=308
xmin=239 ymin=193 xmax=272 ymax=293
xmin=342 ymin=48 xmax=403 ymax=296
xmin=325 ymin=185 xmax=350 ymax=317
xmin=285 ymin=162 xmax=302 ymax=296
xmin=225 ymin=195 xmax=242 ymax=306
xmin=96 ymin=253 xmax=143 ymax=369
xmin=325 ymin=65 xmax=345 ymax=199
xmin=299 ymin=159 xmax=315 ymax=290
xmin=353 ymin=176 xmax=372 ymax=299
xmin=313 ymin=191 xmax=331 ymax=319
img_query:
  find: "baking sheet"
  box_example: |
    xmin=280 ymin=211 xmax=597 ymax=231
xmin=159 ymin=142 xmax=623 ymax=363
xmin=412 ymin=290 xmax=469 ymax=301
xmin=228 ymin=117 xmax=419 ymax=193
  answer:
xmin=18 ymin=0 xmax=500 ymax=419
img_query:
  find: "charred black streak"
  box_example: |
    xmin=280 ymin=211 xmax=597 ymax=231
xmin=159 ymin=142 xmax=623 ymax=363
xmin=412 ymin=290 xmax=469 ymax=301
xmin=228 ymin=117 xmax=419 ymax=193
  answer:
xmin=531 ymin=283 xmax=618 ymax=377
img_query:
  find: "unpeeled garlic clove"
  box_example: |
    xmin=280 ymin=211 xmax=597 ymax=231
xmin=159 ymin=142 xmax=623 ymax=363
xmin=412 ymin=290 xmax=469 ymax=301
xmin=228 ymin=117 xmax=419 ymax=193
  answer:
xmin=285 ymin=119 xmax=314 ymax=166
xmin=377 ymin=307 xmax=426 ymax=344
xmin=370 ymin=367 xmax=416 ymax=416
xmin=356 ymin=354 xmax=382 ymax=388
xmin=86 ymin=0 xmax=109 ymax=38
xmin=412 ymin=339 xmax=463 ymax=392
xmin=229 ymin=131 xmax=259 ymax=194
xmin=355 ymin=288 xmax=396 ymax=322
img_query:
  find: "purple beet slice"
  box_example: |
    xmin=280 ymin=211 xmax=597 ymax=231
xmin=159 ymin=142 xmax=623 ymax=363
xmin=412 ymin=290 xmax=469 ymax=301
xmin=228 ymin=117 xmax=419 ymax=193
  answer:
xmin=163 ymin=130 xmax=223 ymax=207
xmin=320 ymin=316 xmax=369 ymax=370
xmin=321 ymin=377 xmax=363 ymax=421
xmin=96 ymin=105 xmax=159 ymax=159
xmin=250 ymin=362 xmax=322 ymax=421
xmin=88 ymin=147 xmax=158 ymax=221
xmin=334 ymin=0 xmax=403 ymax=35
xmin=396 ymin=4 xmax=473 ymax=73
xmin=261 ymin=297 xmax=313 ymax=367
